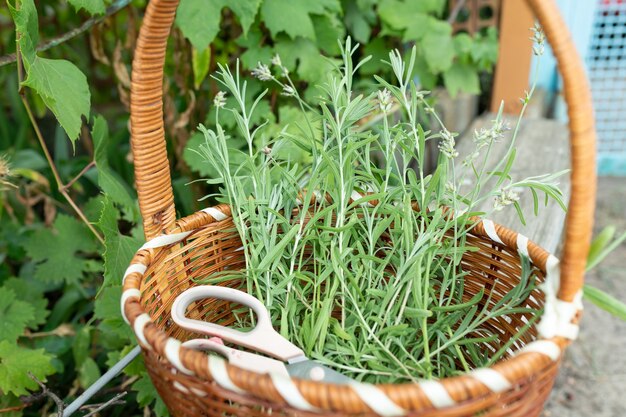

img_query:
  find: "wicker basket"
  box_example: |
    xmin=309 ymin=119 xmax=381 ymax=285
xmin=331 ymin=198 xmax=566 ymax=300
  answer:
xmin=121 ymin=0 xmax=597 ymax=415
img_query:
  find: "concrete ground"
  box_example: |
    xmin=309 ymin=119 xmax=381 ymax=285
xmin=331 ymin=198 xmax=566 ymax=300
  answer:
xmin=544 ymin=177 xmax=626 ymax=417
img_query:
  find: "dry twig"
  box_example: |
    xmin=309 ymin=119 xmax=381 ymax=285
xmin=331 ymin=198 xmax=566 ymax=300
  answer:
xmin=27 ymin=372 xmax=64 ymax=416
xmin=79 ymin=392 xmax=127 ymax=417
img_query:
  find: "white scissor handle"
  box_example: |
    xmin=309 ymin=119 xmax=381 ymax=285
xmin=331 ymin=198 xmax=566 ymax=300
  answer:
xmin=171 ymin=286 xmax=305 ymax=362
xmin=183 ymin=338 xmax=289 ymax=376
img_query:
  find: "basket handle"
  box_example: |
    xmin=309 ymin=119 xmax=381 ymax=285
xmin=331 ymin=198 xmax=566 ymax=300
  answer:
xmin=129 ymin=0 xmax=596 ymax=302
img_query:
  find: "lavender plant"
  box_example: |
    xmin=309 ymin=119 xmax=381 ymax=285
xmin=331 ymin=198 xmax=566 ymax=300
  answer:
xmin=194 ymin=36 xmax=567 ymax=383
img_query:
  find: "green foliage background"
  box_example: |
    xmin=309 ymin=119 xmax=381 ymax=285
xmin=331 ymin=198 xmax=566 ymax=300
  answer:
xmin=0 ymin=0 xmax=497 ymax=415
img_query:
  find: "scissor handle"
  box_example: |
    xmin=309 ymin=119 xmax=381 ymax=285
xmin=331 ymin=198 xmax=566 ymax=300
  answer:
xmin=183 ymin=338 xmax=290 ymax=376
xmin=171 ymin=286 xmax=305 ymax=362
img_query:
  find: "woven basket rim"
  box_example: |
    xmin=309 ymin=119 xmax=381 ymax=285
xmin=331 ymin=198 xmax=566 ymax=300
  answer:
xmin=121 ymin=204 xmax=576 ymax=413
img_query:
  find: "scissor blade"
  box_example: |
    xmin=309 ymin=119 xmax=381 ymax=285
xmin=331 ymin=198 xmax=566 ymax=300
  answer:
xmin=286 ymin=360 xmax=352 ymax=384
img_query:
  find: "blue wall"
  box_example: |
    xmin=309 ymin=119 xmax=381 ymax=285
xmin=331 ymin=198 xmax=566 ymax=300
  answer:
xmin=530 ymin=0 xmax=599 ymax=93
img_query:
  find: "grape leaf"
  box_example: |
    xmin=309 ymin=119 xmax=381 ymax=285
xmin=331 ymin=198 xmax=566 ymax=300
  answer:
xmin=312 ymin=14 xmax=345 ymax=55
xmin=0 ymin=341 xmax=55 ymax=396
xmin=344 ymin=0 xmax=373 ymax=43
xmin=402 ymin=14 xmax=430 ymax=42
xmin=176 ymin=0 xmax=262 ymax=50
xmin=0 ymin=287 xmax=35 ymax=342
xmin=443 ymin=62 xmax=480 ymax=98
xmin=414 ymin=53 xmax=438 ymax=89
xmin=183 ymin=132 xmax=216 ymax=177
xmin=67 ymin=0 xmax=106 ymax=15
xmin=2 ymin=277 xmax=49 ymax=329
xmin=378 ymin=0 xmax=446 ymax=42
xmin=359 ymin=37 xmax=389 ymax=75
xmin=23 ymin=215 xmax=99 ymax=284
xmin=92 ymin=115 xmax=138 ymax=221
xmin=106 ymin=344 xmax=145 ymax=376
xmin=378 ymin=0 xmax=444 ymax=29
xmin=184 ymin=132 xmax=248 ymax=179
xmin=202 ymin=79 xmax=274 ymax=128
xmin=263 ymin=106 xmax=318 ymax=164
xmin=453 ymin=33 xmax=474 ymax=55
xmin=229 ymin=0 xmax=263 ymax=35
xmin=175 ymin=0 xmax=223 ymax=50
xmin=98 ymin=197 xmax=142 ymax=287
xmin=10 ymin=0 xmax=91 ymax=143
xmin=94 ymin=285 xmax=134 ymax=339
xmin=237 ymin=27 xmax=274 ymax=70
xmin=133 ymin=374 xmax=169 ymax=417
xmin=421 ymin=20 xmax=455 ymax=73
xmin=83 ymin=195 xmax=107 ymax=224
xmin=7 ymin=0 xmax=38 ymax=67
xmin=274 ymin=38 xmax=336 ymax=84
xmin=470 ymin=27 xmax=499 ymax=71
xmin=22 ymin=57 xmax=91 ymax=144
xmin=378 ymin=0 xmax=426 ymax=31
xmin=261 ymin=0 xmax=340 ymax=40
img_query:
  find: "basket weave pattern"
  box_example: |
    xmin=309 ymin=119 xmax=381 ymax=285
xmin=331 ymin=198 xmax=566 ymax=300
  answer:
xmin=123 ymin=0 xmax=596 ymax=415
xmin=124 ymin=208 xmax=572 ymax=416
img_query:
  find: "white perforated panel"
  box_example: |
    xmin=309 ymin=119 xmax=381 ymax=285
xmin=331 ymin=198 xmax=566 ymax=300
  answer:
xmin=588 ymin=0 xmax=626 ymax=174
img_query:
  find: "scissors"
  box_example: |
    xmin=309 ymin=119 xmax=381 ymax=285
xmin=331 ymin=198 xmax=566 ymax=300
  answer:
xmin=171 ymin=285 xmax=352 ymax=384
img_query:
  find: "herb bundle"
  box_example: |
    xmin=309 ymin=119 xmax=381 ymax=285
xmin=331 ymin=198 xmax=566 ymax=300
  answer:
xmin=194 ymin=38 xmax=566 ymax=383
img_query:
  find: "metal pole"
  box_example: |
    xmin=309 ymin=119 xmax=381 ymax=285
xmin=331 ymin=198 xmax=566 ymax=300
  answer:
xmin=61 ymin=345 xmax=141 ymax=417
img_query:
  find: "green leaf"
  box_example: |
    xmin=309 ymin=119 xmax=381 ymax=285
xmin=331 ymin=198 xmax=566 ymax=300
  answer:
xmin=0 ymin=287 xmax=35 ymax=342
xmin=94 ymin=285 xmax=134 ymax=339
xmin=0 ymin=341 xmax=55 ymax=396
xmin=237 ymin=28 xmax=274 ymax=69
xmin=263 ymin=106 xmax=318 ymax=163
xmin=587 ymin=226 xmax=616 ymax=269
xmin=8 ymin=0 xmax=38 ymax=68
xmin=312 ymin=14 xmax=345 ymax=55
xmin=344 ymin=0 xmax=372 ymax=43
xmin=23 ymin=215 xmax=99 ymax=284
xmin=261 ymin=0 xmax=339 ymax=40
xmin=2 ymin=277 xmax=49 ymax=329
xmin=79 ymin=357 xmax=101 ymax=388
xmin=413 ymin=53 xmax=438 ymax=89
xmin=192 ymin=47 xmax=211 ymax=89
xmin=360 ymin=37 xmax=389 ymax=75
xmin=73 ymin=325 xmax=91 ymax=368
xmin=471 ymin=27 xmax=499 ymax=71
xmin=106 ymin=344 xmax=145 ymax=376
xmin=274 ymin=38 xmax=336 ymax=83
xmin=67 ymin=0 xmax=106 ymax=15
xmin=176 ymin=0 xmax=224 ymax=50
xmin=22 ymin=57 xmax=90 ymax=144
xmin=228 ymin=0 xmax=263 ymax=35
xmin=92 ymin=115 xmax=138 ymax=221
xmin=443 ymin=62 xmax=480 ymax=98
xmin=378 ymin=0 xmax=421 ymax=30
xmin=184 ymin=133 xmax=220 ymax=178
xmin=11 ymin=149 xmax=48 ymax=171
xmin=378 ymin=0 xmax=441 ymax=36
xmin=587 ymin=227 xmax=626 ymax=271
xmin=0 ymin=393 xmax=22 ymax=417
xmin=453 ymin=33 xmax=474 ymax=55
xmin=133 ymin=374 xmax=170 ymax=417
xmin=421 ymin=21 xmax=455 ymax=73
xmin=176 ymin=0 xmax=262 ymax=50
xmin=402 ymin=14 xmax=430 ymax=42
xmin=98 ymin=197 xmax=143 ymax=287
xmin=584 ymin=284 xmax=626 ymax=321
